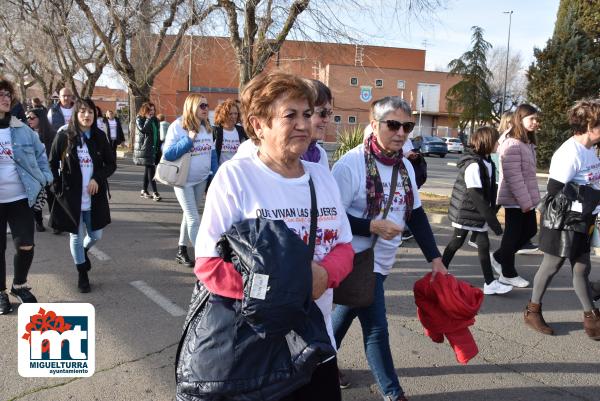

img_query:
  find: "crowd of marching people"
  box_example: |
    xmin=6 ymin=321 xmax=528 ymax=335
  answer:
xmin=1 ymin=71 xmax=600 ymax=401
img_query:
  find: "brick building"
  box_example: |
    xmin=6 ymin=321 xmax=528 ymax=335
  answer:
xmin=149 ymin=36 xmax=461 ymax=141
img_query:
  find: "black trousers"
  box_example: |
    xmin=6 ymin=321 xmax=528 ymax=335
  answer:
xmin=493 ymin=208 xmax=537 ymax=278
xmin=443 ymin=228 xmax=495 ymax=284
xmin=0 ymin=198 xmax=35 ymax=291
xmin=279 ymin=357 xmax=341 ymax=401
xmin=142 ymin=165 xmax=157 ymax=193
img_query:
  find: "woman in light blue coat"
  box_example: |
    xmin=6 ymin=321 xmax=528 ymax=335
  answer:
xmin=0 ymin=78 xmax=53 ymax=314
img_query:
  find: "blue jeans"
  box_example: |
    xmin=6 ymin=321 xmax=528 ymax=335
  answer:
xmin=69 ymin=211 xmax=103 ymax=265
xmin=173 ymin=181 xmax=206 ymax=247
xmin=332 ymin=273 xmax=403 ymax=400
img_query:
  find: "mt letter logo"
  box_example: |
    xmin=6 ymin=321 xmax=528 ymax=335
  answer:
xmin=18 ymin=303 xmax=95 ymax=377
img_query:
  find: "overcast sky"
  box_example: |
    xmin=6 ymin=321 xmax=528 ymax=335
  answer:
xmin=97 ymin=0 xmax=561 ymax=88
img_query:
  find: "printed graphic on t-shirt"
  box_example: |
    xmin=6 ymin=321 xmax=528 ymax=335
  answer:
xmin=381 ymin=181 xmax=409 ymax=213
xmin=191 ymin=137 xmax=212 ymax=157
xmin=582 ymin=161 xmax=600 ymax=187
xmin=255 ymin=206 xmax=340 ymax=256
xmin=221 ymin=138 xmax=240 ymax=154
xmin=77 ymin=145 xmax=93 ymax=211
xmin=0 ymin=139 xmax=13 ymax=161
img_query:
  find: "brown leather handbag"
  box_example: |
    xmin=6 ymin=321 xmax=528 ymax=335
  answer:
xmin=333 ymin=164 xmax=399 ymax=308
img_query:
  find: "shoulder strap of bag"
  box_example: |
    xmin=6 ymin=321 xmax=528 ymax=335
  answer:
xmin=370 ymin=164 xmax=400 ymax=248
xmin=308 ymin=176 xmax=317 ymax=258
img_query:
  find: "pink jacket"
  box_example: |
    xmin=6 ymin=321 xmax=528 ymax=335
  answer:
xmin=496 ymin=134 xmax=540 ymax=210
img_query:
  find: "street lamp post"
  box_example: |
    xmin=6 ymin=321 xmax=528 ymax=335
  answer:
xmin=501 ymin=10 xmax=513 ymax=115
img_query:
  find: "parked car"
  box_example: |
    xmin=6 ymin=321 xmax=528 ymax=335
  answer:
xmin=442 ymin=137 xmax=464 ymax=153
xmin=411 ymin=136 xmax=448 ymax=158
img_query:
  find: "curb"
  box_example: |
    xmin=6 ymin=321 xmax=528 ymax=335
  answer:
xmin=446 ymin=162 xmax=549 ymax=178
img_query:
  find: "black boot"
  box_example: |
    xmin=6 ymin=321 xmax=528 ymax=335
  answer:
xmin=175 ymin=246 xmax=194 ymax=267
xmin=84 ymin=248 xmax=92 ymax=271
xmin=76 ymin=262 xmax=91 ymax=293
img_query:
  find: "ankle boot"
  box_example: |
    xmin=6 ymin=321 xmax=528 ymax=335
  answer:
xmin=76 ymin=263 xmax=91 ymax=293
xmin=583 ymin=308 xmax=600 ymax=340
xmin=175 ymin=246 xmax=194 ymax=267
xmin=524 ymin=301 xmax=554 ymax=335
xmin=84 ymin=248 xmax=92 ymax=271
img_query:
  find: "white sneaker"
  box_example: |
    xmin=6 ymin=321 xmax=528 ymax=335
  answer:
xmin=490 ymin=252 xmax=502 ymax=276
xmin=483 ymin=280 xmax=513 ymax=295
xmin=499 ymin=275 xmax=529 ymax=288
xmin=468 ymin=240 xmax=478 ymax=249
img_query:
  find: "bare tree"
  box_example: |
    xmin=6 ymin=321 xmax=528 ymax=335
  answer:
xmin=74 ymin=0 xmax=219 ymax=137
xmin=486 ymin=46 xmax=527 ymax=121
xmin=214 ymin=0 xmax=448 ymax=91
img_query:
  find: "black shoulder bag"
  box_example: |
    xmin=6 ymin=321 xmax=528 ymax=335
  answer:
xmin=333 ymin=164 xmax=399 ymax=308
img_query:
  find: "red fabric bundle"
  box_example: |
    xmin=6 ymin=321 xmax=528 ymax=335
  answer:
xmin=413 ymin=272 xmax=484 ymax=364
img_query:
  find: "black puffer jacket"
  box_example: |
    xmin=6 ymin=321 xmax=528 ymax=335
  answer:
xmin=133 ymin=116 xmax=161 ymax=166
xmin=448 ymin=148 xmax=499 ymax=230
xmin=175 ymin=218 xmax=335 ymax=401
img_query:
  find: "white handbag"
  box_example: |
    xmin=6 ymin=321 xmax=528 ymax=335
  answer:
xmin=154 ymin=151 xmax=191 ymax=187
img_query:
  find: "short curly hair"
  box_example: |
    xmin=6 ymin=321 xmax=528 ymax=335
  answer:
xmin=0 ymin=78 xmax=16 ymax=108
xmin=214 ymin=99 xmax=240 ymax=126
xmin=568 ymin=98 xmax=600 ymax=135
xmin=240 ymin=71 xmax=315 ymax=143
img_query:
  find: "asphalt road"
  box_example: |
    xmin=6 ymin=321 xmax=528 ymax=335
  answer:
xmin=420 ymin=152 xmax=549 ymax=197
xmin=1 ymin=158 xmax=599 ymax=401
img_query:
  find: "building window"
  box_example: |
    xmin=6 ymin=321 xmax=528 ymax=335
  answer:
xmin=350 ymin=77 xmax=358 ymax=86
xmin=375 ymin=79 xmax=383 ymax=88
xmin=333 ymin=115 xmax=342 ymax=124
xmin=397 ymin=80 xmax=406 ymax=89
xmin=348 ymin=116 xmax=357 ymax=124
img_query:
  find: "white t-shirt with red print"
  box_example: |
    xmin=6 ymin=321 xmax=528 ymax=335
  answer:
xmin=0 ymin=128 xmax=27 ymax=203
xmin=77 ymin=142 xmax=93 ymax=211
xmin=332 ymin=143 xmax=421 ymax=275
xmin=195 ymin=152 xmax=352 ymax=348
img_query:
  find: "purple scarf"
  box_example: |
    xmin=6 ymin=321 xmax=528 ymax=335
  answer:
xmin=364 ymin=134 xmax=414 ymax=220
xmin=301 ymin=141 xmax=321 ymax=163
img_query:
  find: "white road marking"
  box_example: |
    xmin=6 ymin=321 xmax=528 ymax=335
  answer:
xmin=130 ymin=280 xmax=186 ymax=317
xmin=88 ymin=247 xmax=111 ymax=261
xmin=447 ymin=162 xmax=457 ymax=166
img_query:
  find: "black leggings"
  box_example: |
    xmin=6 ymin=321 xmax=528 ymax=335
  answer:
xmin=531 ymin=252 xmax=594 ymax=311
xmin=0 ymin=199 xmax=35 ymax=291
xmin=443 ymin=228 xmax=495 ymax=284
xmin=493 ymin=208 xmax=537 ymax=278
xmin=278 ymin=357 xmax=341 ymax=401
xmin=143 ymin=165 xmax=157 ymax=193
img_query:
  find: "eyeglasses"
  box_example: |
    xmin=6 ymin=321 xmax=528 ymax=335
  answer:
xmin=0 ymin=92 xmax=12 ymax=99
xmin=315 ymin=108 xmax=333 ymax=118
xmin=199 ymin=103 xmax=209 ymax=110
xmin=378 ymin=120 xmax=415 ymax=133
xmin=27 ymin=115 xmax=37 ymax=120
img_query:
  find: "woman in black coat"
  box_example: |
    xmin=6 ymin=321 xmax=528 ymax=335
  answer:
xmin=102 ymin=109 xmax=125 ymax=157
xmin=132 ymin=101 xmax=162 ymax=201
xmin=49 ymin=98 xmax=116 ymax=293
xmin=26 ymin=107 xmax=57 ymax=232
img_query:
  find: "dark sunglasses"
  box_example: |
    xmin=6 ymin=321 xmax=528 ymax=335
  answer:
xmin=199 ymin=103 xmax=209 ymax=110
xmin=378 ymin=120 xmax=415 ymax=133
xmin=316 ymin=108 xmax=333 ymax=118
xmin=27 ymin=115 xmax=37 ymax=120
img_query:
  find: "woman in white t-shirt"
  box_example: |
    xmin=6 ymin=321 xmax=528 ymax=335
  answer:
xmin=212 ymin=99 xmax=247 ymax=166
xmin=300 ymin=79 xmax=331 ymax=169
xmin=525 ymin=99 xmax=600 ymax=339
xmin=331 ymin=96 xmax=447 ymax=401
xmin=194 ymin=72 xmax=354 ymax=400
xmin=163 ymin=94 xmax=216 ymax=267
xmin=48 ymin=98 xmax=116 ymax=293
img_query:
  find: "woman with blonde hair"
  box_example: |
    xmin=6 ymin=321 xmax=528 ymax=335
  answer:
xmin=163 ymin=94 xmax=216 ymax=267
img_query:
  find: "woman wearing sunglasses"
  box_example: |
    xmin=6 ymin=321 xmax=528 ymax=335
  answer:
xmin=301 ymin=79 xmax=332 ymax=169
xmin=331 ymin=96 xmax=447 ymax=401
xmin=133 ymin=101 xmax=162 ymax=201
xmin=163 ymin=94 xmax=216 ymax=267
xmin=26 ymin=108 xmax=57 ymax=232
